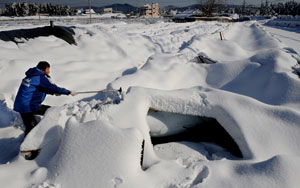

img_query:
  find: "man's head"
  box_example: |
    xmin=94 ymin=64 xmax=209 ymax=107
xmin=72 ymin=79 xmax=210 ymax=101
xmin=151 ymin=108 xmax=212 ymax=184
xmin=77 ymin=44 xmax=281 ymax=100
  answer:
xmin=37 ymin=61 xmax=50 ymax=75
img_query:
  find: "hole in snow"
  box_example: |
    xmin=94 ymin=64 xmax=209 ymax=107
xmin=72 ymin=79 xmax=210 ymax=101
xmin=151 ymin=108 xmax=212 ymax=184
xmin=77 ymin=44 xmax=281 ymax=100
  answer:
xmin=191 ymin=54 xmax=217 ymax=64
xmin=147 ymin=110 xmax=243 ymax=159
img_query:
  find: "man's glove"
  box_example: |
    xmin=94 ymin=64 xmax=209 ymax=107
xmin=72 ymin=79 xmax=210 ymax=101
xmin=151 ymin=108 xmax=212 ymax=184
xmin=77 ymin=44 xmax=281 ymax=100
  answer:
xmin=70 ymin=91 xmax=77 ymax=96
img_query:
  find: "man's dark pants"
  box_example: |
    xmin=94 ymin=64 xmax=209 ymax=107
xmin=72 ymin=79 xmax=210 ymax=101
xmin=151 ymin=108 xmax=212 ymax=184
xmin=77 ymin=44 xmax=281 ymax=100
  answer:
xmin=20 ymin=105 xmax=50 ymax=136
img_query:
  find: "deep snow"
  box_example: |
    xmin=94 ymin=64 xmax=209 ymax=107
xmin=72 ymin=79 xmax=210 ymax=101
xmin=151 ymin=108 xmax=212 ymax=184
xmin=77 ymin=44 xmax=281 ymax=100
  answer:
xmin=0 ymin=18 xmax=300 ymax=188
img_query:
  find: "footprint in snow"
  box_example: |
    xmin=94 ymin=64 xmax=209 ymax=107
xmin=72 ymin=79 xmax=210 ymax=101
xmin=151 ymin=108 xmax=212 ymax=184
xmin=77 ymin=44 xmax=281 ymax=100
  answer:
xmin=191 ymin=165 xmax=210 ymax=185
xmin=283 ymin=47 xmax=299 ymax=55
xmin=112 ymin=177 xmax=123 ymax=188
xmin=163 ymin=165 xmax=210 ymax=188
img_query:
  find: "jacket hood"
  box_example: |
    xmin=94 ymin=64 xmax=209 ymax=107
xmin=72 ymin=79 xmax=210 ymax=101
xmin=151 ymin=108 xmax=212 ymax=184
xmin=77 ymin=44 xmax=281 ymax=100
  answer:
xmin=25 ymin=67 xmax=45 ymax=78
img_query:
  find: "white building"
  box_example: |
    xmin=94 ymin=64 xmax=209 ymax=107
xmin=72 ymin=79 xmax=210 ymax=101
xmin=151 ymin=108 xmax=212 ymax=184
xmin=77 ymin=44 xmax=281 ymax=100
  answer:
xmin=103 ymin=8 xmax=113 ymax=14
xmin=75 ymin=9 xmax=83 ymax=15
xmin=84 ymin=9 xmax=96 ymax=14
xmin=140 ymin=3 xmax=160 ymax=18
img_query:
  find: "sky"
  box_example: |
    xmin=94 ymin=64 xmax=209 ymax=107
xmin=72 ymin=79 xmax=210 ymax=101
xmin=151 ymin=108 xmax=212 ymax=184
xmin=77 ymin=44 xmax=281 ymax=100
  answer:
xmin=0 ymin=0 xmax=300 ymax=8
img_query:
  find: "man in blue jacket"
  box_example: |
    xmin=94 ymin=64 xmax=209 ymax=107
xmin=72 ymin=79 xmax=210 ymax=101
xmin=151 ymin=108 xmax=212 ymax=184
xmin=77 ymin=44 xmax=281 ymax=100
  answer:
xmin=14 ymin=61 xmax=76 ymax=137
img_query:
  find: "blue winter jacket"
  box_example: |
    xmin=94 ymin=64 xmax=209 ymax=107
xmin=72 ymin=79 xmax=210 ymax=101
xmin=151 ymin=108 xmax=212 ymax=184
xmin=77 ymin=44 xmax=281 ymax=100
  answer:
xmin=14 ymin=67 xmax=70 ymax=113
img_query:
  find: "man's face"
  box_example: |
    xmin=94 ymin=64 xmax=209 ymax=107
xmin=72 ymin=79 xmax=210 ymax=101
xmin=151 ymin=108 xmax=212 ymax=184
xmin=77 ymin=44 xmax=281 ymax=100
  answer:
xmin=43 ymin=67 xmax=50 ymax=75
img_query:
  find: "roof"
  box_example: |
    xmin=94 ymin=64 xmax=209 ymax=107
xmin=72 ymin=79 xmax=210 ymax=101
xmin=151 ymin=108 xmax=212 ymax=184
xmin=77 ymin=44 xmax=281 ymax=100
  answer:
xmin=173 ymin=10 xmax=195 ymax=19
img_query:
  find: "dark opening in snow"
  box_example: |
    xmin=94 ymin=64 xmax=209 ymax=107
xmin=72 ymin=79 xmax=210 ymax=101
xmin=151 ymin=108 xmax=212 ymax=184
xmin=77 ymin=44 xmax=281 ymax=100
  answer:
xmin=0 ymin=24 xmax=76 ymax=45
xmin=191 ymin=54 xmax=216 ymax=64
xmin=147 ymin=110 xmax=243 ymax=158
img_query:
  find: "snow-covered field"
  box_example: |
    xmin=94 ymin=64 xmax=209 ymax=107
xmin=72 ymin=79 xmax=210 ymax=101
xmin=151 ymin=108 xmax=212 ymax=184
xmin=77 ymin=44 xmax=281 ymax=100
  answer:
xmin=0 ymin=18 xmax=300 ymax=188
xmin=266 ymin=15 xmax=300 ymax=28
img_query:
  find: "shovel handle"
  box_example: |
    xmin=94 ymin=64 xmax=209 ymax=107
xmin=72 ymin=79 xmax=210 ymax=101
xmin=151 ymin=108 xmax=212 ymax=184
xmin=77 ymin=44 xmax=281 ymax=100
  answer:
xmin=77 ymin=87 xmax=122 ymax=94
xmin=77 ymin=91 xmax=103 ymax=94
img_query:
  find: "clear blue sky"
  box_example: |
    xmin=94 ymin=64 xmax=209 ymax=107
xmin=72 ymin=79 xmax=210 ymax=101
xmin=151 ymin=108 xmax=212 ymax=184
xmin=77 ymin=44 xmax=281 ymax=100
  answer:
xmin=0 ymin=0 xmax=299 ymax=8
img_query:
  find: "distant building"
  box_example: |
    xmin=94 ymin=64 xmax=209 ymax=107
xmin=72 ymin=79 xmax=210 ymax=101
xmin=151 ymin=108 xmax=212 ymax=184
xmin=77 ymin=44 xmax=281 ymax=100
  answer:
xmin=140 ymin=3 xmax=160 ymax=18
xmin=103 ymin=8 xmax=113 ymax=14
xmin=75 ymin=9 xmax=83 ymax=15
xmin=84 ymin=9 xmax=96 ymax=14
xmin=161 ymin=9 xmax=177 ymax=17
xmin=111 ymin=13 xmax=126 ymax=19
xmin=172 ymin=10 xmax=195 ymax=22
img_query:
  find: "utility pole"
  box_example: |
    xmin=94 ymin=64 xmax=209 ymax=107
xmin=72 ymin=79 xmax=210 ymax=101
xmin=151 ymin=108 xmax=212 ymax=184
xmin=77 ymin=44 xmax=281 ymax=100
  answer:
xmin=242 ymin=0 xmax=246 ymax=15
xmin=136 ymin=0 xmax=139 ymax=16
xmin=88 ymin=0 xmax=91 ymax=24
xmin=38 ymin=4 xmax=41 ymax=23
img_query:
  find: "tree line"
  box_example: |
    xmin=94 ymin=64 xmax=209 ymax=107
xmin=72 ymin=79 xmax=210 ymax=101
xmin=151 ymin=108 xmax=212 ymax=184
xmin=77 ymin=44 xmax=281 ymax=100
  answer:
xmin=1 ymin=2 xmax=73 ymax=17
xmin=261 ymin=1 xmax=300 ymax=16
xmin=199 ymin=0 xmax=300 ymax=16
xmin=1 ymin=1 xmax=300 ymax=17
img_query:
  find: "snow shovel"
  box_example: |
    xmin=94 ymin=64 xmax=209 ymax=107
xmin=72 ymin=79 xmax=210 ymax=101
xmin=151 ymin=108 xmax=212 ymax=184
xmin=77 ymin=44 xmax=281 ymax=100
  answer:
xmin=76 ymin=87 xmax=122 ymax=94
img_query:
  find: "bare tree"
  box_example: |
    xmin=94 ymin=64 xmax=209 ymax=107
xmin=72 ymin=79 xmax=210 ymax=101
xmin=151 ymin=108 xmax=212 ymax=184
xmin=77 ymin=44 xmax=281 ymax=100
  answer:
xmin=198 ymin=0 xmax=224 ymax=17
xmin=2 ymin=3 xmax=73 ymax=17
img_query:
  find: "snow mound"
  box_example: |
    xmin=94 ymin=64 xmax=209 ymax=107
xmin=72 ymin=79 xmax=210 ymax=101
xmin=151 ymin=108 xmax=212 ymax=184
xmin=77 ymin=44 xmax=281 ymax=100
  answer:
xmin=234 ymin=155 xmax=300 ymax=187
xmin=47 ymin=118 xmax=144 ymax=188
xmin=0 ymin=25 xmax=76 ymax=45
xmin=131 ymin=86 xmax=300 ymax=160
xmin=20 ymin=87 xmax=124 ymax=162
xmin=0 ymin=94 xmax=20 ymax=128
xmin=0 ymin=94 xmax=23 ymax=163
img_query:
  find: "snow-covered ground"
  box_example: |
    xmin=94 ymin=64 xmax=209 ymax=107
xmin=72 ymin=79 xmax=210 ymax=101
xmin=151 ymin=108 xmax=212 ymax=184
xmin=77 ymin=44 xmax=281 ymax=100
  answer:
xmin=266 ymin=15 xmax=300 ymax=28
xmin=0 ymin=18 xmax=300 ymax=188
